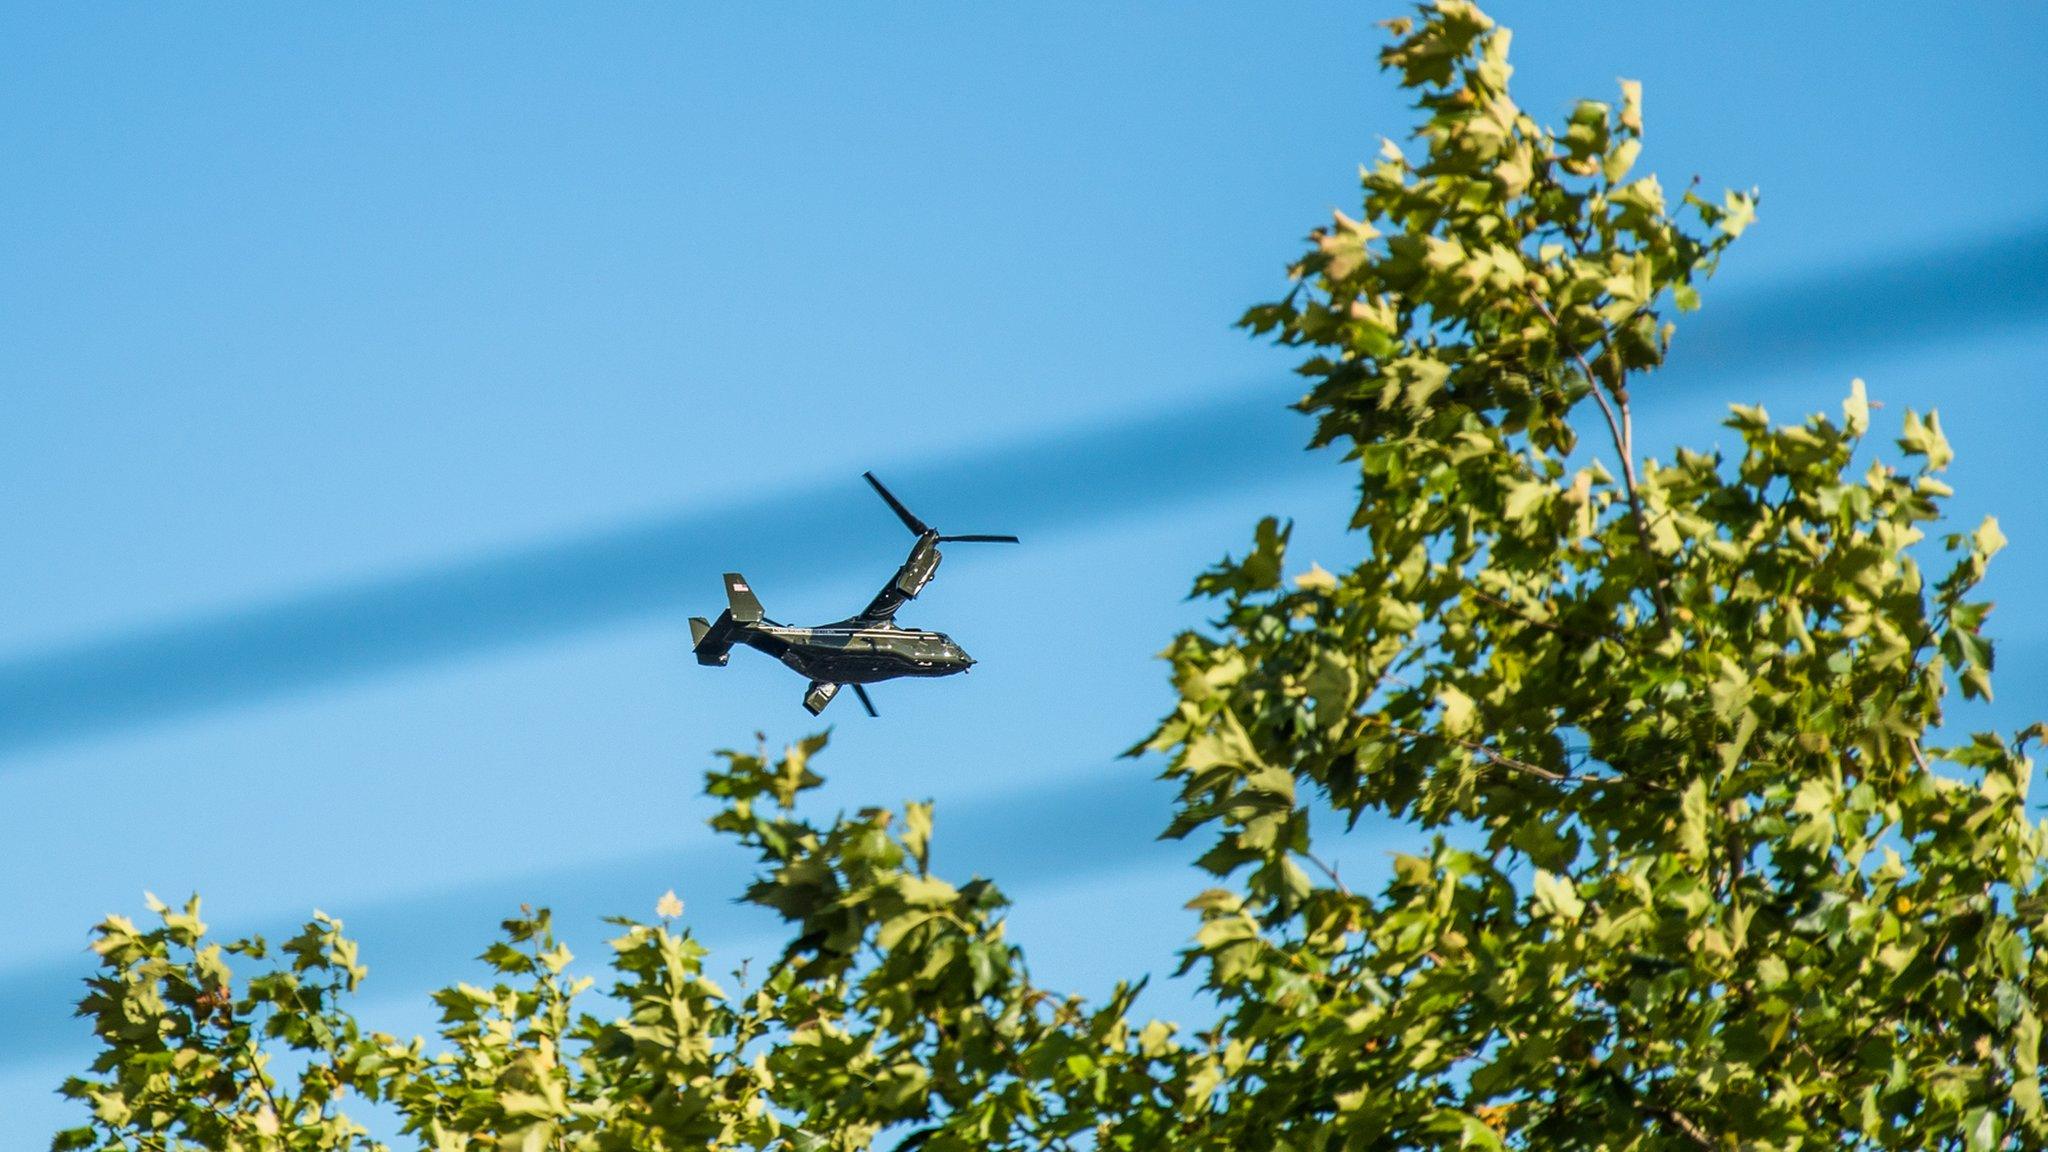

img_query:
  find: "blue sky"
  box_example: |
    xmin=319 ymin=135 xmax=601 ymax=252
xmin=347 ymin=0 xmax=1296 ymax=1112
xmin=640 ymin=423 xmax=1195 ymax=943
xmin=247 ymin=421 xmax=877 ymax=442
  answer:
xmin=2 ymin=2 xmax=2044 ymax=1141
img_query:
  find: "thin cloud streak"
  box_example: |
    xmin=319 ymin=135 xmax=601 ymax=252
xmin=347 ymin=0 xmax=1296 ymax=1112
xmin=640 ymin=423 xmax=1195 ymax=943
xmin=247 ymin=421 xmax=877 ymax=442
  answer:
xmin=0 ymin=220 xmax=2041 ymax=758
xmin=1676 ymin=222 xmax=2048 ymax=372
xmin=0 ymin=395 xmax=1324 ymax=759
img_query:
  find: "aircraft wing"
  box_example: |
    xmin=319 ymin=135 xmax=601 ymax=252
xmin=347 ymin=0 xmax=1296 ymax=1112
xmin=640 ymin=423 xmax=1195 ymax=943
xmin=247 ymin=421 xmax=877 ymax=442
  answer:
xmin=854 ymin=535 xmax=942 ymax=623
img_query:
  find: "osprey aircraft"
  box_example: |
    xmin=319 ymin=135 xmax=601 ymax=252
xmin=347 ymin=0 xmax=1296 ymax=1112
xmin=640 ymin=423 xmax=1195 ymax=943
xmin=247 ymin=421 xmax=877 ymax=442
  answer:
xmin=689 ymin=472 xmax=1018 ymax=716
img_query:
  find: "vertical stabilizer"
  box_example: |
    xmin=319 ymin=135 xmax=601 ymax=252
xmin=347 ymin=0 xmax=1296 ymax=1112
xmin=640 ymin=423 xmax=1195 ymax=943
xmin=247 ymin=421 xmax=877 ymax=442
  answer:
xmin=724 ymin=572 xmax=765 ymax=623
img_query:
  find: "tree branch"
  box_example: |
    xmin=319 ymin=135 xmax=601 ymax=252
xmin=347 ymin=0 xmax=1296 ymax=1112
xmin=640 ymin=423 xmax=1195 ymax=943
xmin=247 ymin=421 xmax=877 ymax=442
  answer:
xmin=1301 ymin=849 xmax=1353 ymax=897
xmin=1464 ymin=585 xmax=1620 ymax=646
xmin=1524 ymin=289 xmax=1672 ymax=626
xmin=1602 ymin=1067 xmax=1714 ymax=1150
xmin=1386 ymin=723 xmax=1608 ymax=785
xmin=1637 ymin=1097 xmax=1715 ymax=1150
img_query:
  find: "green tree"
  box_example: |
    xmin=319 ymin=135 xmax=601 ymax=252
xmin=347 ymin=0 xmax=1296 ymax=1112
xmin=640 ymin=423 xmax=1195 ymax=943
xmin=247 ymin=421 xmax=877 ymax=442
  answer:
xmin=55 ymin=3 xmax=2047 ymax=1149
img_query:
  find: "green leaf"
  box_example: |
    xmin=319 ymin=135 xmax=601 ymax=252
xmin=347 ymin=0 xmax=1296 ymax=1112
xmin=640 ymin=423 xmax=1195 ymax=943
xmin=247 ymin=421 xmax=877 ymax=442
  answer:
xmin=1842 ymin=378 xmax=1870 ymax=437
xmin=1531 ymin=870 xmax=1584 ymax=922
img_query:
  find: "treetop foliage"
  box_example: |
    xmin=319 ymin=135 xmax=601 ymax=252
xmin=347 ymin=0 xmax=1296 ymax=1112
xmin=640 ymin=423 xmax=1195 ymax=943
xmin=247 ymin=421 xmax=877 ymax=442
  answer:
xmin=56 ymin=3 xmax=2046 ymax=1149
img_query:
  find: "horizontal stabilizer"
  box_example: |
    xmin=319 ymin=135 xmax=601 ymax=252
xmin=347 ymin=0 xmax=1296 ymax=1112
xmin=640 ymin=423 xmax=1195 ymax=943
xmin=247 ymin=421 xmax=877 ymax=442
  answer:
xmin=692 ymin=610 xmax=737 ymax=666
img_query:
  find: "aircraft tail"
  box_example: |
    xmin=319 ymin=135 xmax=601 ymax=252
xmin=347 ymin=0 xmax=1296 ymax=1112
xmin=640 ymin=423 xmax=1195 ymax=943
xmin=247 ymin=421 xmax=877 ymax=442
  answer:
xmin=692 ymin=611 xmax=736 ymax=665
xmin=723 ymin=572 xmax=764 ymax=623
xmin=694 ymin=573 xmax=765 ymax=666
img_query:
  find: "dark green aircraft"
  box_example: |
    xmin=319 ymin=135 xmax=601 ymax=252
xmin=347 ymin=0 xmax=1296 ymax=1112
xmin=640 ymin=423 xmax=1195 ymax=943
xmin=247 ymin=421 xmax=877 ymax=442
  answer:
xmin=690 ymin=472 xmax=1018 ymax=716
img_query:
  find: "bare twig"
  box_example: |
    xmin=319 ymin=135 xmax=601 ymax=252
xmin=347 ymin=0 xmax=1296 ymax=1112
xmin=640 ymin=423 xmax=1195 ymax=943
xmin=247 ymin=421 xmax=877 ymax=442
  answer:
xmin=1301 ymin=849 xmax=1353 ymax=897
xmin=1639 ymin=1097 xmax=1715 ymax=1150
xmin=1385 ymin=723 xmax=1603 ymax=785
xmin=1465 ymin=586 xmax=1613 ymax=645
xmin=1602 ymin=1068 xmax=1715 ymax=1150
xmin=1523 ymin=289 xmax=1672 ymax=626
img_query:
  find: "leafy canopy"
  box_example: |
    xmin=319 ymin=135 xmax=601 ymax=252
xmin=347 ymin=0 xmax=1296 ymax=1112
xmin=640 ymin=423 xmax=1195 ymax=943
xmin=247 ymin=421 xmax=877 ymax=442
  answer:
xmin=55 ymin=3 xmax=2046 ymax=1150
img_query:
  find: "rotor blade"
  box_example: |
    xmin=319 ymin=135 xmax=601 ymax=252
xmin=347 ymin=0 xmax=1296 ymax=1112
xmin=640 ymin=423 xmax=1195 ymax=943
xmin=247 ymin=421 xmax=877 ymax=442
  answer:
xmin=936 ymin=534 xmax=1020 ymax=543
xmin=850 ymin=683 xmax=878 ymax=717
xmin=862 ymin=472 xmax=929 ymax=536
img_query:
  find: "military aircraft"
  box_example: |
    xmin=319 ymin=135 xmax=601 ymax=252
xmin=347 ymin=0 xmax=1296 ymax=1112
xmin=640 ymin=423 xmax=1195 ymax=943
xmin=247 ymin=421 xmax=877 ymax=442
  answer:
xmin=689 ymin=472 xmax=1018 ymax=716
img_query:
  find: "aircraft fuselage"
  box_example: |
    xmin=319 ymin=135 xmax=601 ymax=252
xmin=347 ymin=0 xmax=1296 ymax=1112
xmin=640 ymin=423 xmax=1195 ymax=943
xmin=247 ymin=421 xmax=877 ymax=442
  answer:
xmin=729 ymin=620 xmax=974 ymax=684
xmin=688 ymin=473 xmax=1013 ymax=715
